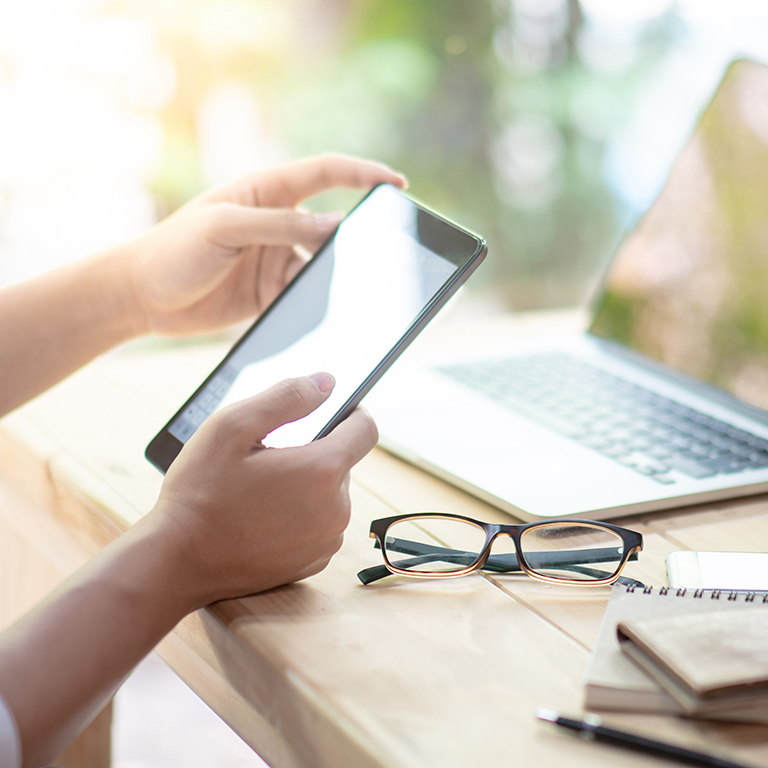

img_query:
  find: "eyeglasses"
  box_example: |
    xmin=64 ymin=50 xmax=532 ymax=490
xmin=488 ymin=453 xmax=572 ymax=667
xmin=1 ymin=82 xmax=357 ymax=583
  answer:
xmin=358 ymin=513 xmax=644 ymax=587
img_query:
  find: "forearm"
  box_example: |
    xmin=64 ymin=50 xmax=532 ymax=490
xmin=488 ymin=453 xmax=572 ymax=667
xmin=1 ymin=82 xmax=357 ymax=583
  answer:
xmin=0 ymin=373 xmax=376 ymax=766
xmin=0 ymin=513 xmax=195 ymax=767
xmin=0 ymin=244 xmax=146 ymax=417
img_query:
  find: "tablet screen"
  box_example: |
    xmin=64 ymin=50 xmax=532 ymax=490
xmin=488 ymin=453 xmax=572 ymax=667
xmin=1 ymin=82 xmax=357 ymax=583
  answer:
xmin=164 ymin=185 xmax=478 ymax=450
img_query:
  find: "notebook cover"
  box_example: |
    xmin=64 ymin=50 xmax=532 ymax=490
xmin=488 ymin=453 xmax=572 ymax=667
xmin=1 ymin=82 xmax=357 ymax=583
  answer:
xmin=583 ymin=585 xmax=768 ymax=722
xmin=617 ymin=608 xmax=768 ymax=713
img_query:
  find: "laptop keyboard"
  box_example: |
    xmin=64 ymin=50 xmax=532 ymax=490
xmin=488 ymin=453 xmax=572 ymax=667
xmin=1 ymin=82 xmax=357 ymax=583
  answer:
xmin=439 ymin=352 xmax=768 ymax=484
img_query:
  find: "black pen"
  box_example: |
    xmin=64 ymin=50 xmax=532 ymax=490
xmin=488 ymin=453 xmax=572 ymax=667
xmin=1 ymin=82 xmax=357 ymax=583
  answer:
xmin=536 ymin=708 xmax=754 ymax=768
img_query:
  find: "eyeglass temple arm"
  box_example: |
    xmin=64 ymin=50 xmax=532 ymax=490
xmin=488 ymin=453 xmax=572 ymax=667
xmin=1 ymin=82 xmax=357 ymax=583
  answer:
xmin=357 ymin=538 xmax=641 ymax=586
xmin=378 ymin=537 xmax=639 ymax=570
xmin=357 ymin=556 xmax=644 ymax=586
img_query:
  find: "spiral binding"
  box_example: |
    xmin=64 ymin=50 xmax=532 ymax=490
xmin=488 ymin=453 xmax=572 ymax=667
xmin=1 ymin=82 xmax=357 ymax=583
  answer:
xmin=623 ymin=583 xmax=768 ymax=602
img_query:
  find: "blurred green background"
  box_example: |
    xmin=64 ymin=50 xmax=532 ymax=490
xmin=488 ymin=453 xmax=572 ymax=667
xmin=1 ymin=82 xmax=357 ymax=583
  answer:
xmin=1 ymin=0 xmax=767 ymax=311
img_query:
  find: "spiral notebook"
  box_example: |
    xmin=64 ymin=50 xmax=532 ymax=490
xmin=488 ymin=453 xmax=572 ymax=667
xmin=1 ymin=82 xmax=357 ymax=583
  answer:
xmin=584 ymin=584 xmax=768 ymax=722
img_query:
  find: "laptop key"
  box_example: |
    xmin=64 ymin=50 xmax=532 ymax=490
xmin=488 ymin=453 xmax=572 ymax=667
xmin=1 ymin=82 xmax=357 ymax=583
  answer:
xmin=578 ymin=435 xmax=615 ymax=451
xmin=650 ymin=473 xmax=677 ymax=484
xmin=616 ymin=453 xmax=669 ymax=474
xmin=598 ymin=444 xmax=633 ymax=459
xmin=664 ymin=455 xmax=717 ymax=479
xmin=498 ymin=399 xmax=588 ymax=439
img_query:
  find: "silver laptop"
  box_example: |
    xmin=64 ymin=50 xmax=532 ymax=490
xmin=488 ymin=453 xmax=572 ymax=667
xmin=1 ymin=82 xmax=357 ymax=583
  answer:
xmin=367 ymin=59 xmax=768 ymax=521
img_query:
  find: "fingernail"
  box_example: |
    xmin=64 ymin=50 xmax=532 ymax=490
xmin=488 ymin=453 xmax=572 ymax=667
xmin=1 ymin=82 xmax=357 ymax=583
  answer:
xmin=313 ymin=211 xmax=344 ymax=228
xmin=396 ymin=173 xmax=409 ymax=189
xmin=307 ymin=372 xmax=335 ymax=393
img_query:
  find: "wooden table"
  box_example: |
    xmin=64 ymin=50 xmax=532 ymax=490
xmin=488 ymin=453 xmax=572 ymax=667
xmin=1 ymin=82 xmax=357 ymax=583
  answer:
xmin=1 ymin=310 xmax=768 ymax=768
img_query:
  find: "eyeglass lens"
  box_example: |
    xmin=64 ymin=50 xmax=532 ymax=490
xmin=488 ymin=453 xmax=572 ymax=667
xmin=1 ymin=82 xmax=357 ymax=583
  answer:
xmin=519 ymin=523 xmax=625 ymax=581
xmin=382 ymin=518 xmax=626 ymax=582
xmin=383 ymin=517 xmax=487 ymax=574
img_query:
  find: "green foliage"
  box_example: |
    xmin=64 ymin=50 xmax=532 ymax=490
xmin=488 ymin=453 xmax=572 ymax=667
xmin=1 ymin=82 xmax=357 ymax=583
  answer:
xmin=277 ymin=38 xmax=440 ymax=159
xmin=140 ymin=0 xmax=677 ymax=310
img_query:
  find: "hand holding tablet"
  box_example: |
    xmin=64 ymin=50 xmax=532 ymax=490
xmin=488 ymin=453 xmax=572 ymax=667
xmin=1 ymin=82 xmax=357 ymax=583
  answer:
xmin=146 ymin=183 xmax=486 ymax=472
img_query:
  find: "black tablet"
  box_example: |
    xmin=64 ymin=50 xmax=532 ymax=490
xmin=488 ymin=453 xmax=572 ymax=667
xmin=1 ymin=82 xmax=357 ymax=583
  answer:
xmin=146 ymin=183 xmax=486 ymax=473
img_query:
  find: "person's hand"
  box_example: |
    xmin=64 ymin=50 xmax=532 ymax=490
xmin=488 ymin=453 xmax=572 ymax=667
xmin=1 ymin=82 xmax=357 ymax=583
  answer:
xmin=127 ymin=153 xmax=407 ymax=337
xmin=0 ymin=374 xmax=375 ymax=765
xmin=146 ymin=373 xmax=378 ymax=607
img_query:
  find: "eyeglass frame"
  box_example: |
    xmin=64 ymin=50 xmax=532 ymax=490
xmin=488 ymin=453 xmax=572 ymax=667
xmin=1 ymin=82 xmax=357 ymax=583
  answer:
xmin=358 ymin=512 xmax=644 ymax=587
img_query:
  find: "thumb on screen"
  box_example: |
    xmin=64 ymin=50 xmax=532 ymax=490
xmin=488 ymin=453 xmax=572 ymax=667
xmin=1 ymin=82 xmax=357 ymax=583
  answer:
xmin=216 ymin=373 xmax=335 ymax=448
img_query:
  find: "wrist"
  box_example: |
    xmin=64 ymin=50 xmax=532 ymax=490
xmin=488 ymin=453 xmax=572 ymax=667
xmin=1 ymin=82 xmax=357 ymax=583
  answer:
xmin=95 ymin=242 xmax=152 ymax=340
xmin=125 ymin=505 xmax=215 ymax=616
xmin=60 ymin=243 xmax=152 ymax=345
xmin=101 ymin=511 xmax=203 ymax=628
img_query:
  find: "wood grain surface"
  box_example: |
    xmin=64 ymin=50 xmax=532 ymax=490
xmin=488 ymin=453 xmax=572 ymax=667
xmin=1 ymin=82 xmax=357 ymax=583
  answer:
xmin=1 ymin=312 xmax=767 ymax=767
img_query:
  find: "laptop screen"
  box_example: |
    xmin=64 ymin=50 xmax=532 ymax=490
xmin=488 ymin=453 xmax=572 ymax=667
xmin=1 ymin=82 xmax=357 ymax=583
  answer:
xmin=590 ymin=59 xmax=768 ymax=413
